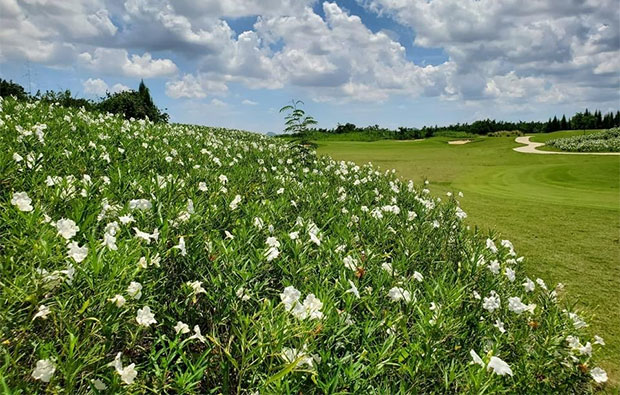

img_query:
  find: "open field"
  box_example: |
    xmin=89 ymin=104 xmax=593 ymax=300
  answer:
xmin=316 ymin=130 xmax=620 ymax=385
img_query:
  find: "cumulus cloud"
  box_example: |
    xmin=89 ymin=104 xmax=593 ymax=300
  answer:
xmin=361 ymin=0 xmax=620 ymax=104
xmin=1 ymin=0 xmax=617 ymax=109
xmin=83 ymin=78 xmax=131 ymax=95
xmin=78 ymin=48 xmax=178 ymax=78
xmin=242 ymin=99 xmax=258 ymax=105
xmin=165 ymin=73 xmax=228 ymax=99
xmin=83 ymin=78 xmax=109 ymax=95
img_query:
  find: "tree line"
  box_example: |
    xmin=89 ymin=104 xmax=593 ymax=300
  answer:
xmin=0 ymin=78 xmax=169 ymax=123
xmin=308 ymin=110 xmax=620 ymax=138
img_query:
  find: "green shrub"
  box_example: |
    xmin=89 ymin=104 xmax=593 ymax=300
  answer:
xmin=547 ymin=128 xmax=620 ymax=152
xmin=0 ymin=96 xmax=608 ymax=393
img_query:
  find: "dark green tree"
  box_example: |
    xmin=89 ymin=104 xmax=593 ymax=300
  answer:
xmin=98 ymin=80 xmax=168 ymax=123
xmin=0 ymin=79 xmax=29 ymax=100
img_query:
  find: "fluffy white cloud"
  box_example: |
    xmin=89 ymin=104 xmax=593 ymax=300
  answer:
xmin=361 ymin=0 xmax=619 ymax=104
xmin=1 ymin=0 xmax=617 ymax=109
xmin=83 ymin=78 xmax=131 ymax=95
xmin=78 ymin=48 xmax=178 ymax=78
xmin=83 ymin=78 xmax=109 ymax=95
xmin=165 ymin=73 xmax=228 ymax=99
xmin=242 ymin=99 xmax=257 ymax=105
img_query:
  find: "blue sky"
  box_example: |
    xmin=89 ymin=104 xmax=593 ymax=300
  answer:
xmin=1 ymin=0 xmax=618 ymax=133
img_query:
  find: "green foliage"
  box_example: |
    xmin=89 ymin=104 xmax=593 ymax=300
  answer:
xmin=488 ymin=130 xmax=524 ymax=137
xmin=36 ymin=89 xmax=94 ymax=111
xmin=0 ymin=79 xmax=28 ymax=101
xmin=279 ymin=100 xmax=317 ymax=136
xmin=98 ymin=80 xmax=169 ymax=123
xmin=0 ymin=78 xmax=168 ymax=123
xmin=0 ymin=97 xmax=609 ymax=393
xmin=547 ymin=128 xmax=620 ymax=152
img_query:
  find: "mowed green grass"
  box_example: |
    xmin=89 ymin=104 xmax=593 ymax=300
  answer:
xmin=316 ymin=131 xmax=620 ymax=384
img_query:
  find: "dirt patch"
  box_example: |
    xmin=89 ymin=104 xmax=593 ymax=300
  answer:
xmin=448 ymin=140 xmax=471 ymax=145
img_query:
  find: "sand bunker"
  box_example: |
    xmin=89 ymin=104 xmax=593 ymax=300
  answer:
xmin=448 ymin=140 xmax=471 ymax=145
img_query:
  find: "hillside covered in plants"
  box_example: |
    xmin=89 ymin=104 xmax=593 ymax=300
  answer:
xmin=0 ymin=97 xmax=608 ymax=393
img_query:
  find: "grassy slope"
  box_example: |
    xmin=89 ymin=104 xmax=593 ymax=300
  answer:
xmin=316 ymin=132 xmax=620 ymax=384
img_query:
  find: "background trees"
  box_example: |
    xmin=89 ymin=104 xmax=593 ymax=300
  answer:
xmin=0 ymin=79 xmax=168 ymax=123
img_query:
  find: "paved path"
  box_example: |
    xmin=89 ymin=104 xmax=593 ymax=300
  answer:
xmin=513 ymin=136 xmax=620 ymax=156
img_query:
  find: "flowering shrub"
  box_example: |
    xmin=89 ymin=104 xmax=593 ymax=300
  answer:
xmin=546 ymin=128 xmax=620 ymax=152
xmin=0 ymin=97 xmax=608 ymax=392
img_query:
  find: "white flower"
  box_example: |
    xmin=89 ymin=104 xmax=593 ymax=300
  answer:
xmin=219 ymin=174 xmax=228 ymax=184
xmin=388 ymin=287 xmax=411 ymax=303
xmin=343 ymin=255 xmax=358 ymax=271
xmin=127 ymin=281 xmax=142 ymax=300
xmin=119 ymin=214 xmax=135 ymax=224
xmin=504 ymin=267 xmax=515 ymax=282
xmin=507 ymin=297 xmax=536 ymax=314
xmin=309 ymin=231 xmax=321 ymax=246
xmin=108 ymin=294 xmax=126 ymax=307
xmin=594 ymin=335 xmax=605 ymax=346
xmin=289 ymin=231 xmax=299 ymax=240
xmin=470 ymin=350 xmax=484 ymax=366
xmin=136 ymin=306 xmax=157 ymax=327
xmin=253 ymin=217 xmax=264 ymax=229
xmin=569 ymin=312 xmax=588 ymax=329
xmin=13 ymin=152 xmax=23 ymax=162
xmin=488 ymin=260 xmax=500 ymax=275
xmin=473 ymin=291 xmax=481 ymax=300
xmin=108 ymin=353 xmax=137 ymax=385
xmin=173 ymin=236 xmax=187 ymax=256
xmin=236 ymin=287 xmax=251 ymax=301
xmin=455 ymin=207 xmax=467 ymax=219
xmin=33 ymin=305 xmax=51 ymax=320
xmin=133 ymin=227 xmax=158 ymax=244
xmin=129 ymin=199 xmax=152 ymax=210
xmin=281 ymin=347 xmax=317 ymax=369
xmin=523 ymin=278 xmax=535 ymax=292
xmin=566 ymin=335 xmax=581 ymax=349
xmin=102 ymin=232 xmax=117 ymax=251
xmin=280 ymin=286 xmax=301 ymax=311
xmin=31 ymin=359 xmax=56 ymax=382
xmin=174 ymin=321 xmax=190 ymax=334
xmin=536 ymin=278 xmax=548 ymax=290
xmin=11 ymin=192 xmax=33 ymax=212
xmin=486 ymin=238 xmax=498 ymax=253
xmin=56 ymin=218 xmax=79 ymax=240
xmin=482 ymin=292 xmax=501 ymax=312
xmin=229 ymin=194 xmax=242 ymax=210
xmin=381 ymin=262 xmax=394 ymax=274
xmin=487 ymin=356 xmax=513 ymax=376
xmin=186 ymin=280 xmax=206 ymax=296
xmin=494 ymin=319 xmax=506 ymax=333
xmin=294 ymin=294 xmax=324 ymax=320
xmin=67 ymin=241 xmax=88 ymax=263
xmin=413 ymin=271 xmax=424 ymax=282
xmin=345 ymin=280 xmax=360 ymax=299
xmin=265 ymin=246 xmax=280 ymax=262
xmin=266 ymin=237 xmax=280 ymax=248
xmin=189 ymin=325 xmax=206 ymax=343
xmin=92 ymin=379 xmax=108 ymax=390
xmin=590 ymin=367 xmax=608 ymax=383
xmin=198 ymin=182 xmax=208 ymax=192
xmin=578 ymin=342 xmax=592 ymax=356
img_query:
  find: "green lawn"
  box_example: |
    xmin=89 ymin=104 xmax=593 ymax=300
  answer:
xmin=316 ymin=131 xmax=620 ymax=385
